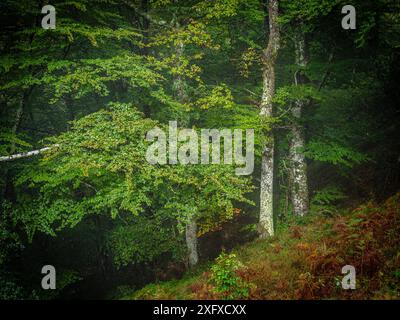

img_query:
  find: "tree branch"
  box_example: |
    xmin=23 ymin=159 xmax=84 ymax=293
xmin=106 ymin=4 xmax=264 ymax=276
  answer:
xmin=0 ymin=145 xmax=58 ymax=162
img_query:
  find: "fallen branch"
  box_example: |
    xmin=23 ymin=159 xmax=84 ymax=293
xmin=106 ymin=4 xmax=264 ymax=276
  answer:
xmin=0 ymin=144 xmax=58 ymax=162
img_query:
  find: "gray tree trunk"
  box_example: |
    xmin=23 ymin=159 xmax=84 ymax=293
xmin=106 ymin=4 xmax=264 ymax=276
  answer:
xmin=173 ymin=40 xmax=188 ymax=104
xmin=289 ymin=31 xmax=309 ymax=216
xmin=185 ymin=218 xmax=199 ymax=267
xmin=173 ymin=36 xmax=199 ymax=267
xmin=259 ymin=0 xmax=280 ymax=238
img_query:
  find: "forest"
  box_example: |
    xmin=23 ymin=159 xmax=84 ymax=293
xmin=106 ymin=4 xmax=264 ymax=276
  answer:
xmin=0 ymin=0 xmax=399 ymax=300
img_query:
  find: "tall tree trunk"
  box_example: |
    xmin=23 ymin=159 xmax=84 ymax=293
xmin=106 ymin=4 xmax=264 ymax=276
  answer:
xmin=259 ymin=0 xmax=280 ymax=238
xmin=173 ymin=36 xmax=199 ymax=267
xmin=289 ymin=30 xmax=309 ymax=216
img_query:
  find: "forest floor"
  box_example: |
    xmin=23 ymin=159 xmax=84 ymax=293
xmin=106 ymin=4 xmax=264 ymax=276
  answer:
xmin=123 ymin=193 xmax=400 ymax=300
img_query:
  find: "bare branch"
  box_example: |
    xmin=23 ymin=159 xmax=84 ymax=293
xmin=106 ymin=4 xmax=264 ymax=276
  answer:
xmin=0 ymin=144 xmax=59 ymax=162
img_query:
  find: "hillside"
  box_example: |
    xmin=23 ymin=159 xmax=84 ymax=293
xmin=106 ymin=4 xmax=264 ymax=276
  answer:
xmin=126 ymin=194 xmax=400 ymax=300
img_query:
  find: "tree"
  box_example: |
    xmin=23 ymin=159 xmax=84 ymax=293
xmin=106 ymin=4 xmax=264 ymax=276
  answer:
xmin=288 ymin=29 xmax=309 ymax=216
xmin=259 ymin=0 xmax=280 ymax=238
xmin=172 ymin=20 xmax=199 ymax=268
xmin=14 ymin=103 xmax=253 ymax=265
xmin=1 ymin=0 xmax=399 ymax=299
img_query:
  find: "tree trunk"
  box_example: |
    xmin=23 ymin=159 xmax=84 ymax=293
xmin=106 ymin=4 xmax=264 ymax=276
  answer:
xmin=185 ymin=218 xmax=199 ymax=267
xmin=289 ymin=30 xmax=309 ymax=216
xmin=2 ymin=92 xmax=28 ymax=199
xmin=173 ymin=40 xmax=188 ymax=104
xmin=173 ymin=36 xmax=199 ymax=267
xmin=259 ymin=0 xmax=280 ymax=238
xmin=10 ymin=93 xmax=27 ymax=154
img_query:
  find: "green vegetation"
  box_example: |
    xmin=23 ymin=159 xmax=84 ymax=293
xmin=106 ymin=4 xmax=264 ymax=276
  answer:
xmin=0 ymin=0 xmax=399 ymax=299
xmin=129 ymin=193 xmax=400 ymax=299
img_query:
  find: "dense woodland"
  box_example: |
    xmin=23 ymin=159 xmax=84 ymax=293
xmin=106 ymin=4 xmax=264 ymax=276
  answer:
xmin=0 ymin=0 xmax=399 ymax=299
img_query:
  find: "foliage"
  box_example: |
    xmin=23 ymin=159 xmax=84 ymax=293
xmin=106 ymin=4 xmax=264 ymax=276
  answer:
xmin=12 ymin=102 xmax=253 ymax=267
xmin=128 ymin=193 xmax=400 ymax=300
xmin=38 ymin=269 xmax=82 ymax=300
xmin=209 ymin=252 xmax=253 ymax=299
xmin=0 ymin=0 xmax=399 ymax=299
xmin=0 ymin=274 xmax=25 ymax=300
xmin=107 ymin=216 xmax=184 ymax=268
xmin=309 ymin=186 xmax=347 ymax=215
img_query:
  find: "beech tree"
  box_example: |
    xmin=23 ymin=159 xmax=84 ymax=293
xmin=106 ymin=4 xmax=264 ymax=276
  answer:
xmin=288 ymin=29 xmax=309 ymax=216
xmin=259 ymin=0 xmax=280 ymax=238
xmin=1 ymin=0 xmax=399 ymax=299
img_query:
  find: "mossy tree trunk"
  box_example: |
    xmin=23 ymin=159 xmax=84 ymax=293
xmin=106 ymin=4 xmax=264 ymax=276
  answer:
xmin=173 ymin=33 xmax=199 ymax=267
xmin=289 ymin=30 xmax=309 ymax=217
xmin=259 ymin=0 xmax=280 ymax=238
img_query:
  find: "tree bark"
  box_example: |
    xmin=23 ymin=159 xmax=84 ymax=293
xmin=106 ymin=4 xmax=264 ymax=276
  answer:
xmin=289 ymin=30 xmax=309 ymax=216
xmin=173 ymin=35 xmax=199 ymax=267
xmin=185 ymin=218 xmax=198 ymax=267
xmin=259 ymin=0 xmax=280 ymax=238
xmin=0 ymin=146 xmax=57 ymax=162
xmin=173 ymin=40 xmax=188 ymax=105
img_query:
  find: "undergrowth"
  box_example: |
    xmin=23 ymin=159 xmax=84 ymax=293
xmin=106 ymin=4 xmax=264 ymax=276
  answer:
xmin=126 ymin=193 xmax=400 ymax=300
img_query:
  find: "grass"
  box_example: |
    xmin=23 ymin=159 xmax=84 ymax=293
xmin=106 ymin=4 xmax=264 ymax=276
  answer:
xmin=124 ymin=193 xmax=400 ymax=300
